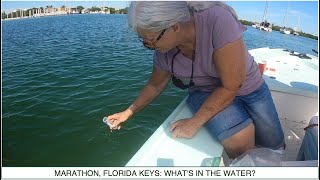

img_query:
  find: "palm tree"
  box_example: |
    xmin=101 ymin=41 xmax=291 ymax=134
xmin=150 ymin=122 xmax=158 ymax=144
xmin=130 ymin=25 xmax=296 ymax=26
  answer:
xmin=2 ymin=11 xmax=7 ymax=19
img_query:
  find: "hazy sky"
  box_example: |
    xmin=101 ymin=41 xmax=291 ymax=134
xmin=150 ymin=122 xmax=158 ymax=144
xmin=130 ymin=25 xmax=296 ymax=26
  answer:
xmin=2 ymin=1 xmax=318 ymax=36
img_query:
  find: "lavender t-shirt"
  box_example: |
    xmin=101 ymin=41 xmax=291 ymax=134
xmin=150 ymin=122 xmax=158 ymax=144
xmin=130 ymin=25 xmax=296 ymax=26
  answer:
xmin=153 ymin=6 xmax=264 ymax=96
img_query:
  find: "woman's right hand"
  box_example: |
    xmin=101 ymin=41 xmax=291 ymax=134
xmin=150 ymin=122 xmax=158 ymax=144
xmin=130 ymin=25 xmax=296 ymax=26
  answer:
xmin=107 ymin=109 xmax=133 ymax=130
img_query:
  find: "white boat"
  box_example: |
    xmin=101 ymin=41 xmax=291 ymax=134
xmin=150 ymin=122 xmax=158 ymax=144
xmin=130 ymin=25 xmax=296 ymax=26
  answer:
xmin=280 ymin=3 xmax=291 ymax=35
xmin=126 ymin=47 xmax=318 ymax=167
xmin=280 ymin=28 xmax=291 ymax=35
xmin=252 ymin=22 xmax=260 ymax=29
xmin=293 ymin=16 xmax=301 ymax=36
xmin=260 ymin=25 xmax=272 ymax=32
xmin=252 ymin=9 xmax=260 ymax=29
xmin=258 ymin=2 xmax=273 ymax=32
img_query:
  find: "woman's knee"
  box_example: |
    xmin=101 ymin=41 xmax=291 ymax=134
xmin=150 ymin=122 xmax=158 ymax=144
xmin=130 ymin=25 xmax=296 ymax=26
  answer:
xmin=222 ymin=123 xmax=255 ymax=159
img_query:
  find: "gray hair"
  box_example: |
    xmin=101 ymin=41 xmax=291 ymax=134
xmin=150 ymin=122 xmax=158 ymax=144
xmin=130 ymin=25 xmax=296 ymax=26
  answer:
xmin=128 ymin=1 xmax=238 ymax=32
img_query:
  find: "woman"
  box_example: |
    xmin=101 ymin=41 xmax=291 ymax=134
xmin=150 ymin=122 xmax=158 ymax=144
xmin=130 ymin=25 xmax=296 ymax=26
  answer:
xmin=107 ymin=1 xmax=285 ymax=159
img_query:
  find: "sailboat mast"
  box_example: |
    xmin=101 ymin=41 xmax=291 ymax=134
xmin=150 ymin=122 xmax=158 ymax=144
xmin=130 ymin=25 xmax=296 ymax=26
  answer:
xmin=254 ymin=8 xmax=258 ymax=22
xmin=282 ymin=2 xmax=289 ymax=27
xmin=262 ymin=1 xmax=268 ymax=22
xmin=297 ymin=15 xmax=300 ymax=31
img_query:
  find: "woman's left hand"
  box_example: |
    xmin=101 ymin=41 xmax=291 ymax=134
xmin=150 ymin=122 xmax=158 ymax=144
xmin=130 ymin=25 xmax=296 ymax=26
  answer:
xmin=170 ymin=117 xmax=202 ymax=139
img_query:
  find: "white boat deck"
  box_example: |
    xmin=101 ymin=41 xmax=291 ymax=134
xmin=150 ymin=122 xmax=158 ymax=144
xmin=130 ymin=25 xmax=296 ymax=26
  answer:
xmin=250 ymin=47 xmax=318 ymax=98
xmin=127 ymin=97 xmax=222 ymax=166
xmin=126 ymin=48 xmax=318 ymax=166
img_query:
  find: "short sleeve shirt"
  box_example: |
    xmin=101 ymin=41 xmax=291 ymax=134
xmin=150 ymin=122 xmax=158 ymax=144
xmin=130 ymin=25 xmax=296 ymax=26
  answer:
xmin=153 ymin=6 xmax=264 ymax=95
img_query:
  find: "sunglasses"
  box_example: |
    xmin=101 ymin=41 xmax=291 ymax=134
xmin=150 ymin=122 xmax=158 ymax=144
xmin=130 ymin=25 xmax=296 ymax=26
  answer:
xmin=138 ymin=29 xmax=167 ymax=50
xmin=171 ymin=49 xmax=195 ymax=89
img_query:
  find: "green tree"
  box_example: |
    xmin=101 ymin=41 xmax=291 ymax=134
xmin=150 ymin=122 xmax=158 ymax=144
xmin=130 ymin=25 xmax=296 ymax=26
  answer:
xmin=109 ymin=8 xmax=115 ymax=14
xmin=17 ymin=9 xmax=27 ymax=17
xmin=16 ymin=9 xmax=21 ymax=17
xmin=272 ymin=25 xmax=281 ymax=31
xmin=89 ymin=6 xmax=101 ymax=12
xmin=77 ymin=6 xmax=84 ymax=13
xmin=12 ymin=11 xmax=17 ymax=18
xmin=239 ymin=19 xmax=253 ymax=26
xmin=30 ymin=8 xmax=36 ymax=15
xmin=2 ymin=12 xmax=7 ymax=19
xmin=119 ymin=7 xmax=128 ymax=14
xmin=25 ymin=8 xmax=32 ymax=16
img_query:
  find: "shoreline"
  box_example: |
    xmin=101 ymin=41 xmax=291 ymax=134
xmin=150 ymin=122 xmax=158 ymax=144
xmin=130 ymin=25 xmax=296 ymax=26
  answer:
xmin=240 ymin=20 xmax=318 ymax=41
xmin=2 ymin=13 xmax=126 ymax=21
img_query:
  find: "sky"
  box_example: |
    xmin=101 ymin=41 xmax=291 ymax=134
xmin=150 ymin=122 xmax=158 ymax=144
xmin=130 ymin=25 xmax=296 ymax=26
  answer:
xmin=1 ymin=1 xmax=319 ymax=36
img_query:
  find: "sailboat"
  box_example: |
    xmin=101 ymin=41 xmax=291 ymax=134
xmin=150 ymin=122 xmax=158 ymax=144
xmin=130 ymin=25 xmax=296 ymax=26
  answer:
xmin=280 ymin=2 xmax=291 ymax=35
xmin=293 ymin=16 xmax=300 ymax=36
xmin=252 ymin=8 xmax=261 ymax=29
xmin=259 ymin=2 xmax=272 ymax=32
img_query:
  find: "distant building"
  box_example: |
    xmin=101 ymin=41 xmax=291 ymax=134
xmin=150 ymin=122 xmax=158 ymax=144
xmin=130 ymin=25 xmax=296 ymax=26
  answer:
xmin=100 ymin=7 xmax=110 ymax=14
xmin=81 ymin=9 xmax=87 ymax=14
